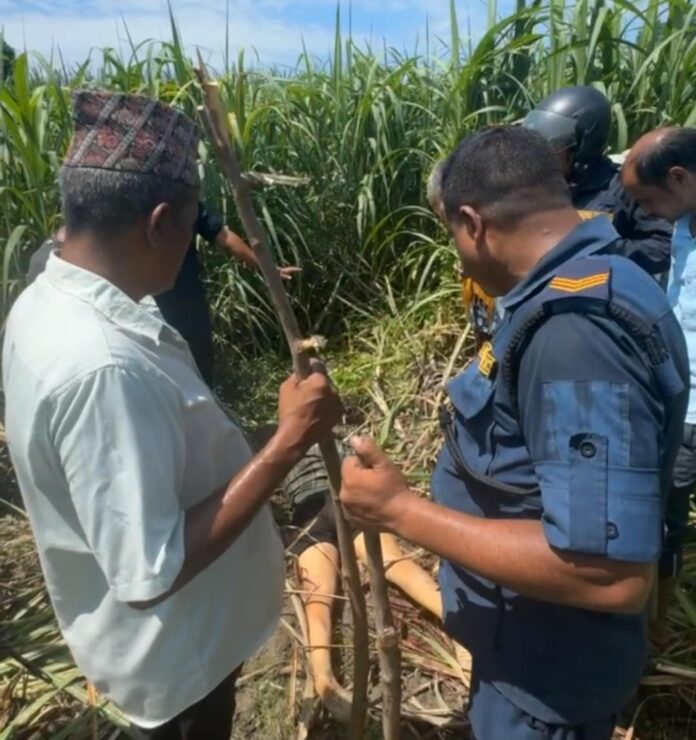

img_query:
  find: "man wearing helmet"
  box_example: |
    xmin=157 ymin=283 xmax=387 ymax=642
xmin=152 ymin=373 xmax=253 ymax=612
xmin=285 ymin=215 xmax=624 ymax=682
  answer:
xmin=523 ymin=86 xmax=672 ymax=280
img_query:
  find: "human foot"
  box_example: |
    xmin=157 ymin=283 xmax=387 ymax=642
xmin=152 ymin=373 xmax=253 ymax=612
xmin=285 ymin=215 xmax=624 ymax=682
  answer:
xmin=315 ymin=676 xmax=353 ymax=724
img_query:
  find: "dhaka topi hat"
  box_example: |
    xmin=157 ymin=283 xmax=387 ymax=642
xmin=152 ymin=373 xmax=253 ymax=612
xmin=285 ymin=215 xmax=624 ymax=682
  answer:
xmin=63 ymin=91 xmax=200 ymax=188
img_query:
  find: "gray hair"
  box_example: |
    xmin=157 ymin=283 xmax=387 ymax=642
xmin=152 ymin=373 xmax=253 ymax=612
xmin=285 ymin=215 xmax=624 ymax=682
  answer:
xmin=426 ymin=159 xmax=446 ymax=212
xmin=59 ymin=167 xmax=196 ymax=235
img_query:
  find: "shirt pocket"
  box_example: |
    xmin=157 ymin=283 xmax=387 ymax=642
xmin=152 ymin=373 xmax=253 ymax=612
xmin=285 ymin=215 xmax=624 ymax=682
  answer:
xmin=535 ymin=380 xmax=656 ymax=558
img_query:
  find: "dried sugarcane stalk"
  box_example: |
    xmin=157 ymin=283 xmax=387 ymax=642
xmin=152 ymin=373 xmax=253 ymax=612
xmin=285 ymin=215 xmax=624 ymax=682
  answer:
xmin=195 ymin=56 xmax=401 ymax=739
xmin=364 ymin=534 xmax=401 ymax=738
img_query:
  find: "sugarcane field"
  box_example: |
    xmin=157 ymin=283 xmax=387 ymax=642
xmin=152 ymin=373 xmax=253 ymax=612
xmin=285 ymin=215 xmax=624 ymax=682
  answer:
xmin=1 ymin=0 xmax=696 ymax=738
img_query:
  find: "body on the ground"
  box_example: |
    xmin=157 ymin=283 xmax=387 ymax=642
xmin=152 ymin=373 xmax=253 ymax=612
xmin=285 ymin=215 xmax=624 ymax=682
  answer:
xmin=249 ymin=425 xmax=452 ymax=721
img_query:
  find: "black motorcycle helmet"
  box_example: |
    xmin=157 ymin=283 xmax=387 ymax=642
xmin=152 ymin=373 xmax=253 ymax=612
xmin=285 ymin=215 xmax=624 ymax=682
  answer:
xmin=522 ymin=86 xmax=611 ymax=165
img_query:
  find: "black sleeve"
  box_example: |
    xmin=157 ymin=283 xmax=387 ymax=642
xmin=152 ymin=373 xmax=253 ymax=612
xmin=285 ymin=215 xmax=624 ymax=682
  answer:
xmin=195 ymin=202 xmax=225 ymax=243
xmin=610 ymin=176 xmax=672 ymax=276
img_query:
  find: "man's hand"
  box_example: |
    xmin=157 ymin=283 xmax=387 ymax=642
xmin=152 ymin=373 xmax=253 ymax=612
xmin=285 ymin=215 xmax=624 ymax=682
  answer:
xmin=217 ymin=228 xmax=300 ymax=280
xmin=278 ymin=368 xmax=343 ymax=452
xmin=278 ymin=266 xmax=301 ymax=281
xmin=340 ymin=437 xmax=416 ymax=532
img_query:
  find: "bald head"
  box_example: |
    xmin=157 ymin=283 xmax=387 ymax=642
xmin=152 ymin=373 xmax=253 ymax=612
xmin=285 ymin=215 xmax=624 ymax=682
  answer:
xmin=622 ymin=126 xmax=696 ymax=222
xmin=625 ymin=128 xmax=671 ymax=163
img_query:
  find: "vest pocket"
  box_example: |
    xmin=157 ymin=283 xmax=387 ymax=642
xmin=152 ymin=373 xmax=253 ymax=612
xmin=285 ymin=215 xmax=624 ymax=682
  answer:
xmin=440 ymin=405 xmax=541 ymax=506
xmin=448 ymin=362 xmax=496 ymax=422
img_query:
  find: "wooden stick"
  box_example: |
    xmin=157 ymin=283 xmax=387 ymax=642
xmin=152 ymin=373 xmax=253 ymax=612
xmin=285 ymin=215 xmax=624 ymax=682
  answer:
xmin=195 ymin=57 xmax=400 ymax=738
xmin=364 ymin=534 xmax=401 ymax=737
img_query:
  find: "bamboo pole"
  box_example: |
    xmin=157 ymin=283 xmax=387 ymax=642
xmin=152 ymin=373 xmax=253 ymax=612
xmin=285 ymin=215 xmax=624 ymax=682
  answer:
xmin=195 ymin=57 xmax=401 ymax=738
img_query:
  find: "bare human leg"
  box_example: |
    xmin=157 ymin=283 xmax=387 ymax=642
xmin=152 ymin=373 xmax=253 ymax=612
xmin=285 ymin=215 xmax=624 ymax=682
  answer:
xmin=353 ymin=532 xmax=472 ymax=676
xmin=296 ymin=541 xmax=352 ymax=721
xmin=354 ymin=532 xmax=442 ymax=619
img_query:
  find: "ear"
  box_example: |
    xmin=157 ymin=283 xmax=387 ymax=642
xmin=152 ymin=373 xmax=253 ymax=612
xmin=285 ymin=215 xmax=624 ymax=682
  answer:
xmin=457 ymin=205 xmax=484 ymax=241
xmin=147 ymin=202 xmax=173 ymax=247
xmin=669 ymin=166 xmax=690 ymax=188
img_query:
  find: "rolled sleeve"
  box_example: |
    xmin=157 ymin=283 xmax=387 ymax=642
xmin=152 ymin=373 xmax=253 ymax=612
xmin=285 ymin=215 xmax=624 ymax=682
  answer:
xmin=50 ymin=364 xmax=187 ymax=602
xmin=518 ymin=313 xmax=665 ymax=562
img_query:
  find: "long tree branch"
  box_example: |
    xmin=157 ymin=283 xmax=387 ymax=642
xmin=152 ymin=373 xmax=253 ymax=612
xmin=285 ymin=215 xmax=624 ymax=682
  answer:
xmin=194 ymin=58 xmax=401 ymax=739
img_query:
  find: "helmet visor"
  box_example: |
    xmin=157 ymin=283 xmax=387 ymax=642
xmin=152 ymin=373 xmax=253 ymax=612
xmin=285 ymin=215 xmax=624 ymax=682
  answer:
xmin=522 ymin=109 xmax=577 ymax=152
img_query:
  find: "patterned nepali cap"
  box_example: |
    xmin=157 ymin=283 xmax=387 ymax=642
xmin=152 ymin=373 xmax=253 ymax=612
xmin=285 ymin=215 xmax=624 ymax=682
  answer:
xmin=63 ymin=91 xmax=199 ymax=188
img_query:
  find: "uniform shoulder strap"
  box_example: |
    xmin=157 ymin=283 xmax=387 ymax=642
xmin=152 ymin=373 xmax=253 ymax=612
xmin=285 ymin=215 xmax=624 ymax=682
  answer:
xmin=500 ymin=256 xmax=671 ymax=419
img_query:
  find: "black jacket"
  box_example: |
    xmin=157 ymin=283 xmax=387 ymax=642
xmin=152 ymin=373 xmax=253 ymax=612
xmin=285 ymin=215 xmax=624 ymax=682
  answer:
xmin=571 ymin=156 xmax=672 ymax=277
xmin=153 ymin=202 xmax=224 ymax=386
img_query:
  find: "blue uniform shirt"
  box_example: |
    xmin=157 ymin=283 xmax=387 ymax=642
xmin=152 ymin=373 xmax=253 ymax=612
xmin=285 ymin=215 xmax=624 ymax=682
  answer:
xmin=432 ymin=217 xmax=688 ymax=724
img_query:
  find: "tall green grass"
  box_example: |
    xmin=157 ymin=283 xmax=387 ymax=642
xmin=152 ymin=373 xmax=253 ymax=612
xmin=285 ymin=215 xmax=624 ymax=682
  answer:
xmin=0 ymin=0 xmax=694 ymax=349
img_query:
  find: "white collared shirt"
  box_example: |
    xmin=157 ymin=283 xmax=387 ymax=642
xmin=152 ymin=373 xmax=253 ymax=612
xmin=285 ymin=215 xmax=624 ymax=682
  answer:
xmin=667 ymin=215 xmax=696 ymax=423
xmin=2 ymin=254 xmax=284 ymax=727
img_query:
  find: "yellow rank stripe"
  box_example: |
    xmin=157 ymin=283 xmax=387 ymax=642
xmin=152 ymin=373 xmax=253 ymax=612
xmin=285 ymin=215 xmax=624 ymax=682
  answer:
xmin=549 ymin=273 xmax=610 ymax=293
xmin=576 ymin=209 xmax=613 ymax=221
xmin=478 ymin=341 xmax=497 ymax=378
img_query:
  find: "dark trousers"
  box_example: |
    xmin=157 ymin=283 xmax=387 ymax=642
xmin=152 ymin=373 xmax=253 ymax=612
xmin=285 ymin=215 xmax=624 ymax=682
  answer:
xmin=662 ymin=422 xmax=696 ymax=577
xmin=468 ymin=672 xmax=615 ymax=740
xmin=155 ymin=280 xmax=216 ymax=388
xmin=137 ymin=667 xmax=242 ymax=740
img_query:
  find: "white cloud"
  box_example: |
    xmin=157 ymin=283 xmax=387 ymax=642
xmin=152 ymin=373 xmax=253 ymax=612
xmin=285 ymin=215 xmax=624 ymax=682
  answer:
xmin=2 ymin=1 xmax=344 ymax=69
xmin=1 ymin=0 xmax=498 ymax=69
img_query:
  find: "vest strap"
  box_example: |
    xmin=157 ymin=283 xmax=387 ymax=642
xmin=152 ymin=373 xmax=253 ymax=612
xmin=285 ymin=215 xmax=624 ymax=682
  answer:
xmin=438 ymin=405 xmax=540 ymax=498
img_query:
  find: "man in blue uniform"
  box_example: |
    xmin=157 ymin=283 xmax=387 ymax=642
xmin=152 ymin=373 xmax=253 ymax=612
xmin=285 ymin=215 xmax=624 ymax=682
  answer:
xmin=340 ymin=126 xmax=689 ymax=739
xmin=523 ymin=86 xmax=672 ymax=279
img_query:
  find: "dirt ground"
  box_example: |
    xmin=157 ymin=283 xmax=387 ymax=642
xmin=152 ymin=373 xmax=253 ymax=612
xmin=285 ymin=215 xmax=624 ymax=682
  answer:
xmin=2 ymin=435 xmax=696 ymax=739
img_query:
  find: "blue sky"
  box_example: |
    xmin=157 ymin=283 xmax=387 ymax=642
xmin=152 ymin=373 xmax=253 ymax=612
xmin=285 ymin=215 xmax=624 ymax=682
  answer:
xmin=1 ymin=0 xmax=512 ymax=70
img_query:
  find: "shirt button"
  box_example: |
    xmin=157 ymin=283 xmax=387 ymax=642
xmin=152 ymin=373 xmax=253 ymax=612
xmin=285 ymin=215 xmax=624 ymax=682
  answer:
xmin=606 ymin=523 xmax=619 ymax=540
xmin=580 ymin=441 xmax=597 ymax=458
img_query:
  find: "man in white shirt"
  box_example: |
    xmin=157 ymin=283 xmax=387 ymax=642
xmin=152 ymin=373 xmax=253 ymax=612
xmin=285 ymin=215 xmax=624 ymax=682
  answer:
xmin=622 ymin=126 xmax=696 ymax=644
xmin=2 ymin=91 xmax=342 ymax=739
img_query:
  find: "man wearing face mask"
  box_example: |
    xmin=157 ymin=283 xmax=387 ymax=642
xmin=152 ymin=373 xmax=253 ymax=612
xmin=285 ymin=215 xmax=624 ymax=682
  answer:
xmin=523 ymin=86 xmax=672 ymax=281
